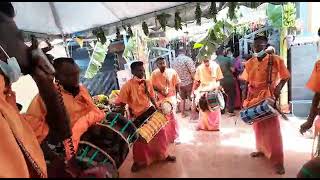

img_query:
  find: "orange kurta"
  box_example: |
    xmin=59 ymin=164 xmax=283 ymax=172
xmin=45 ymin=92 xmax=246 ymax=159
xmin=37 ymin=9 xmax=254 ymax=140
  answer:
xmin=306 ymin=60 xmax=320 ymax=139
xmin=240 ymin=54 xmax=290 ymax=107
xmin=151 ymin=68 xmax=180 ymax=143
xmin=151 ymin=68 xmax=180 ymax=99
xmin=194 ymin=61 xmax=223 ymax=131
xmin=0 ymin=75 xmax=47 ymax=178
xmin=23 ymin=84 xmax=105 ymax=159
xmin=116 ymin=77 xmax=169 ymax=166
xmin=240 ymin=54 xmax=290 ymax=166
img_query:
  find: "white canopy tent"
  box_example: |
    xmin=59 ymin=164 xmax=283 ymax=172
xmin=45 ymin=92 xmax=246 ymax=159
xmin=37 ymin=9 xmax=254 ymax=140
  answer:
xmin=12 ymin=2 xmax=188 ymax=36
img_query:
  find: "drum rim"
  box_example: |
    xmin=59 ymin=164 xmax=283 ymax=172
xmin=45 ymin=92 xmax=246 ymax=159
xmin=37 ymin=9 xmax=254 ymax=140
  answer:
xmin=96 ymin=123 xmax=136 ymax=148
xmin=78 ymin=141 xmax=117 ymax=169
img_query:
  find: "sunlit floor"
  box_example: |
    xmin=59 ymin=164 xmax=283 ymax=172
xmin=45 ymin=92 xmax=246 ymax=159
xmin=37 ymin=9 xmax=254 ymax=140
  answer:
xmin=119 ymin=111 xmax=314 ymax=178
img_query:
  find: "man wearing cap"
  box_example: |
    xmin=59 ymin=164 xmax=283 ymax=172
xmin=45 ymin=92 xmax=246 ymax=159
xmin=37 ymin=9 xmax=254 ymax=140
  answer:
xmin=172 ymin=46 xmax=196 ymax=118
xmin=240 ymin=35 xmax=290 ymax=174
xmin=151 ymin=57 xmax=181 ymax=144
xmin=192 ymin=55 xmax=224 ymax=131
xmin=115 ymin=61 xmax=176 ymax=172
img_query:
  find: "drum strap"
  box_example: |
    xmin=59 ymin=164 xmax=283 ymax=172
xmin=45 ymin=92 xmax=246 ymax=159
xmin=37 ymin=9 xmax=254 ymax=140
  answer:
xmin=143 ymin=80 xmax=157 ymax=108
xmin=267 ymin=55 xmax=289 ymax=121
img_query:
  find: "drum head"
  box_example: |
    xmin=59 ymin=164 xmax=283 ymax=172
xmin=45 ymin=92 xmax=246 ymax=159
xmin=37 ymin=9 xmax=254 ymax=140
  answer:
xmin=80 ymin=124 xmax=130 ymax=169
xmin=161 ymin=101 xmax=173 ymax=115
xmin=217 ymin=91 xmax=225 ymax=110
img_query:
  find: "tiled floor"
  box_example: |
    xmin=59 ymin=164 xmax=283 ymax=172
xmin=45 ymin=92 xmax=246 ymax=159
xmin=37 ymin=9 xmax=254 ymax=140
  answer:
xmin=118 ymin=112 xmax=314 ymax=178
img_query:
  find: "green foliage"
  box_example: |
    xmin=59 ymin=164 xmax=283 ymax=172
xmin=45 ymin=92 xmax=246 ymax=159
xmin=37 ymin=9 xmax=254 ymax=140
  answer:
xmin=209 ymin=2 xmax=217 ymax=22
xmin=123 ymin=36 xmax=137 ymax=61
xmin=174 ymin=12 xmax=183 ymax=31
xmin=195 ymin=3 xmax=202 ymax=26
xmin=156 ymin=13 xmax=171 ymax=31
xmin=228 ymin=2 xmax=238 ymax=20
xmin=127 ymin=25 xmax=133 ymax=37
xmin=116 ymin=27 xmax=121 ymax=39
xmin=142 ymin=21 xmax=149 ymax=36
xmin=194 ymin=20 xmax=234 ymax=60
xmin=92 ymin=27 xmax=106 ymax=44
xmin=267 ymin=3 xmax=283 ymax=29
xmin=85 ymin=41 xmax=109 ymax=79
xmin=283 ymin=2 xmax=296 ymax=28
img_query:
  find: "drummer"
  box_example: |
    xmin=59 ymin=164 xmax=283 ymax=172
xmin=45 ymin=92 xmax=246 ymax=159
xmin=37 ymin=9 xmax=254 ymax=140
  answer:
xmin=151 ymin=57 xmax=181 ymax=144
xmin=240 ymin=35 xmax=290 ymax=174
xmin=115 ymin=61 xmax=176 ymax=172
xmin=192 ymin=54 xmax=224 ymax=131
xmin=23 ymin=57 xmax=105 ymax=161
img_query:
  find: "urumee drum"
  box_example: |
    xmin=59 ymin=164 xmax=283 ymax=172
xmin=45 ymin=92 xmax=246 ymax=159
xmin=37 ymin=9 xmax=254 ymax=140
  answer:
xmin=197 ymin=90 xmax=225 ymax=111
xmin=133 ymin=106 xmax=169 ymax=143
xmin=240 ymin=98 xmax=278 ymax=125
xmin=78 ymin=112 xmax=138 ymax=170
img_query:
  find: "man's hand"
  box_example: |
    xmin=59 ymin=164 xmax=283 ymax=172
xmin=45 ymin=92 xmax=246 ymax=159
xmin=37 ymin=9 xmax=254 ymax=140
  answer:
xmin=274 ymin=85 xmax=282 ymax=100
xmin=300 ymin=121 xmax=313 ymax=135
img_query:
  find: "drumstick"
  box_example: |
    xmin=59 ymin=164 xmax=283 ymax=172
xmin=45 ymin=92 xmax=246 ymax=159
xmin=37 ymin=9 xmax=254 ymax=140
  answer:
xmin=274 ymin=98 xmax=289 ymax=121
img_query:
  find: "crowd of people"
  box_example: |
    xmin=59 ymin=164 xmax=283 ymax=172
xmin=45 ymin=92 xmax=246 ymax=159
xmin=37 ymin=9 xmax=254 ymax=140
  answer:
xmin=1 ymin=2 xmax=320 ymax=178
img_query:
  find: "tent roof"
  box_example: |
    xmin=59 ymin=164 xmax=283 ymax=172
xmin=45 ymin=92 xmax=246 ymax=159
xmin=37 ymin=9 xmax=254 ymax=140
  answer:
xmin=12 ymin=2 xmax=187 ymax=35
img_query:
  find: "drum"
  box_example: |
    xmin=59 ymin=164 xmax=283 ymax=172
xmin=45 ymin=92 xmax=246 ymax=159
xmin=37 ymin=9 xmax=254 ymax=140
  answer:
xmin=133 ymin=106 xmax=169 ymax=143
xmin=160 ymin=100 xmax=173 ymax=115
xmin=197 ymin=90 xmax=225 ymax=111
xmin=240 ymin=98 xmax=278 ymax=125
xmin=77 ymin=112 xmax=138 ymax=170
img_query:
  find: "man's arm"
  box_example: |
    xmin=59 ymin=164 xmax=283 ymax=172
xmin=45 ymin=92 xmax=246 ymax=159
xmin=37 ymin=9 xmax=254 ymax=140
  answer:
xmin=300 ymin=93 xmax=320 ymax=134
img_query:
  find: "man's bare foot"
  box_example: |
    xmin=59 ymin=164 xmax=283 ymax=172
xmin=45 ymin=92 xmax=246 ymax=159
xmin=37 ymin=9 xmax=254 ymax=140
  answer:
xmin=250 ymin=152 xmax=265 ymax=158
xmin=165 ymin=155 xmax=176 ymax=162
xmin=131 ymin=163 xmax=146 ymax=173
xmin=275 ymin=164 xmax=285 ymax=175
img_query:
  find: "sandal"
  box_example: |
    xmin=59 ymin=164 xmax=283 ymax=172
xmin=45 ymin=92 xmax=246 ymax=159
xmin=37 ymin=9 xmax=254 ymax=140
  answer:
xmin=165 ymin=155 xmax=176 ymax=162
xmin=250 ymin=152 xmax=265 ymax=158
xmin=274 ymin=164 xmax=285 ymax=175
xmin=131 ymin=163 xmax=146 ymax=173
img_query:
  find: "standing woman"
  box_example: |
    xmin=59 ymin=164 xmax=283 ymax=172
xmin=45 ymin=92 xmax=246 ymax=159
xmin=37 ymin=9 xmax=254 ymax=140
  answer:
xmin=192 ymin=55 xmax=224 ymax=131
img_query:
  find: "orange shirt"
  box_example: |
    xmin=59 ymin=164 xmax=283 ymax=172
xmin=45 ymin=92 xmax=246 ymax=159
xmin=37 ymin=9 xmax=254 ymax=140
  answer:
xmin=0 ymin=75 xmax=47 ymax=178
xmin=117 ymin=77 xmax=155 ymax=117
xmin=23 ymin=85 xmax=105 ymax=160
xmin=194 ymin=61 xmax=224 ymax=90
xmin=306 ymin=60 xmax=320 ymax=93
xmin=240 ymin=54 xmax=290 ymax=107
xmin=151 ymin=68 xmax=180 ymax=98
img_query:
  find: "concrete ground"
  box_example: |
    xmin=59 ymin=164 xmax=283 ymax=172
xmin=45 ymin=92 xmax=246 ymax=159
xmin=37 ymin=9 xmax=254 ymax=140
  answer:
xmin=119 ymin=112 xmax=314 ymax=178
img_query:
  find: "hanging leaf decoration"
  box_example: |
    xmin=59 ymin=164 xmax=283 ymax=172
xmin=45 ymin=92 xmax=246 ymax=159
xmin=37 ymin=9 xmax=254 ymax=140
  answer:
xmin=142 ymin=21 xmax=149 ymax=36
xmin=250 ymin=2 xmax=260 ymax=9
xmin=122 ymin=25 xmax=127 ymax=31
xmin=174 ymin=12 xmax=183 ymax=31
xmin=92 ymin=27 xmax=106 ymax=44
xmin=156 ymin=13 xmax=171 ymax=31
xmin=116 ymin=27 xmax=121 ymax=40
xmin=228 ymin=2 xmax=238 ymax=20
xmin=195 ymin=3 xmax=202 ymax=25
xmin=209 ymin=2 xmax=217 ymax=22
xmin=127 ymin=25 xmax=133 ymax=37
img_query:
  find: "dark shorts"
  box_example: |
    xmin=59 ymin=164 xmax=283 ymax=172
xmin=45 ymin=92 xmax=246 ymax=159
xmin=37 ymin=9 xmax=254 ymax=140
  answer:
xmin=179 ymin=83 xmax=193 ymax=100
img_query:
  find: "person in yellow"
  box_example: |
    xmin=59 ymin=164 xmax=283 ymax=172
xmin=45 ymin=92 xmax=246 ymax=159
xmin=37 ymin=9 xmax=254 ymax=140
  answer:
xmin=151 ymin=57 xmax=181 ymax=144
xmin=23 ymin=57 xmax=105 ymax=161
xmin=192 ymin=55 xmax=224 ymax=131
xmin=0 ymin=2 xmax=74 ymax=177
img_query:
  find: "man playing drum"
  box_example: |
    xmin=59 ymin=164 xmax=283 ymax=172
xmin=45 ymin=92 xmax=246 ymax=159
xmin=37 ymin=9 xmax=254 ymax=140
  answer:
xmin=192 ymin=54 xmax=224 ymax=131
xmin=240 ymin=35 xmax=290 ymax=175
xmin=115 ymin=61 xmax=176 ymax=172
xmin=151 ymin=57 xmax=181 ymax=144
xmin=23 ymin=58 xmax=105 ymax=161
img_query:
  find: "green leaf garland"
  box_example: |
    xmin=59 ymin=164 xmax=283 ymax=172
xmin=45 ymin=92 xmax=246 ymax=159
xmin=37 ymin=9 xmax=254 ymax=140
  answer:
xmin=195 ymin=3 xmax=202 ymax=26
xmin=127 ymin=25 xmax=133 ymax=37
xmin=174 ymin=12 xmax=183 ymax=31
xmin=92 ymin=27 xmax=106 ymax=44
xmin=209 ymin=2 xmax=217 ymax=22
xmin=156 ymin=13 xmax=171 ymax=31
xmin=142 ymin=21 xmax=149 ymax=36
